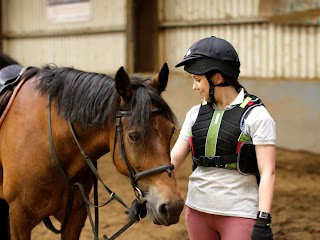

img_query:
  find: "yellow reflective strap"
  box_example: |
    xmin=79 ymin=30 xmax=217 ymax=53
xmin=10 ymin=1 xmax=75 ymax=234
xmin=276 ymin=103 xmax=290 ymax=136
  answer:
xmin=225 ymin=163 xmax=237 ymax=169
xmin=240 ymin=97 xmax=252 ymax=108
xmin=201 ymin=99 xmax=208 ymax=106
xmin=206 ymin=110 xmax=224 ymax=157
xmin=238 ymin=132 xmax=252 ymax=142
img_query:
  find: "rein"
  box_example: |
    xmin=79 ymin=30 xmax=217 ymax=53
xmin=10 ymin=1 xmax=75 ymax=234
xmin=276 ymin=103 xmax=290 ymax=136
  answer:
xmin=45 ymin=95 xmax=174 ymax=240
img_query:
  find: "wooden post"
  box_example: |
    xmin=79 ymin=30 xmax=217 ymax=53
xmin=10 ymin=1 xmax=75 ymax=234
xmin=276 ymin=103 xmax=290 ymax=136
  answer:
xmin=0 ymin=0 xmax=3 ymax=52
xmin=126 ymin=0 xmax=135 ymax=75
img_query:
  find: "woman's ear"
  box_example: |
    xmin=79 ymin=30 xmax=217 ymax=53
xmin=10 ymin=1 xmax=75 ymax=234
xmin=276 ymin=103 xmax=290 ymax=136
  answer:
xmin=214 ymin=73 xmax=224 ymax=85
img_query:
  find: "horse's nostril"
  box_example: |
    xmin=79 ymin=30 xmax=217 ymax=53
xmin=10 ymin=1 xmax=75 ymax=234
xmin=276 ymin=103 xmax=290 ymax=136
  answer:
xmin=159 ymin=202 xmax=181 ymax=216
xmin=156 ymin=200 xmax=184 ymax=225
xmin=159 ymin=203 xmax=169 ymax=216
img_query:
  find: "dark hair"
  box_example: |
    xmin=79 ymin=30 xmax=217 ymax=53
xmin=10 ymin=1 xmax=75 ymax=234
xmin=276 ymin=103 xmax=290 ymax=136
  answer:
xmin=205 ymin=70 xmax=247 ymax=93
xmin=32 ymin=65 xmax=177 ymax=141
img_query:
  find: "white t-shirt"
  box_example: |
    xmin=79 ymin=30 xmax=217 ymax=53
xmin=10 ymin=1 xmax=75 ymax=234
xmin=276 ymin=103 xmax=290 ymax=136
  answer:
xmin=179 ymin=89 xmax=276 ymax=219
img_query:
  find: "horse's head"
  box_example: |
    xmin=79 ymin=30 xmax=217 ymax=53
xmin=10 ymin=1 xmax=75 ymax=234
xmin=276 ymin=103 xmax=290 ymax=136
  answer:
xmin=112 ymin=63 xmax=184 ymax=226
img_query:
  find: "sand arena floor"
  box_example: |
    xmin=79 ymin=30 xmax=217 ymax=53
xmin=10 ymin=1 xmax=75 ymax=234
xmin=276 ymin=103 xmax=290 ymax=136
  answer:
xmin=31 ymin=147 xmax=320 ymax=240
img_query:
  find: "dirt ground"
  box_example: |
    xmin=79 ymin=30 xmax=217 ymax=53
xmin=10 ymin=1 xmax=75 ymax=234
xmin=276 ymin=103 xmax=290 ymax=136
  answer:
xmin=31 ymin=146 xmax=320 ymax=240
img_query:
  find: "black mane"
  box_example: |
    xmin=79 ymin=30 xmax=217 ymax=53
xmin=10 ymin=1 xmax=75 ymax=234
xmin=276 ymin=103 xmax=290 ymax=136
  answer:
xmin=29 ymin=65 xmax=177 ymax=137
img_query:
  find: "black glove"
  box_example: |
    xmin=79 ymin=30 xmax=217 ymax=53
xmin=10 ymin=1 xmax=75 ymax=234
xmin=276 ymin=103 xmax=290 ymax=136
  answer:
xmin=251 ymin=218 xmax=273 ymax=240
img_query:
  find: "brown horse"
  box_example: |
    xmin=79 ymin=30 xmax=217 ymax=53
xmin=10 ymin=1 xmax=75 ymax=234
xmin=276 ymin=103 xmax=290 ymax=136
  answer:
xmin=0 ymin=51 xmax=19 ymax=240
xmin=0 ymin=63 xmax=184 ymax=239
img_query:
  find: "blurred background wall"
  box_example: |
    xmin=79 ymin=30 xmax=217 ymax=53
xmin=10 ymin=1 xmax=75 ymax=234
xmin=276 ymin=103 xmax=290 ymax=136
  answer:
xmin=1 ymin=0 xmax=319 ymax=153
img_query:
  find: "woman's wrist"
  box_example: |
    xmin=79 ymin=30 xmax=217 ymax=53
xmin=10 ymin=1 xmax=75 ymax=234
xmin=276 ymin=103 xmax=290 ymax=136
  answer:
xmin=256 ymin=211 xmax=272 ymax=226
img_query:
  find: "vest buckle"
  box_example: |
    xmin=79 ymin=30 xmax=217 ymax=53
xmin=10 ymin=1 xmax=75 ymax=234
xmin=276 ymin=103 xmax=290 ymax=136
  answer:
xmin=214 ymin=156 xmax=224 ymax=168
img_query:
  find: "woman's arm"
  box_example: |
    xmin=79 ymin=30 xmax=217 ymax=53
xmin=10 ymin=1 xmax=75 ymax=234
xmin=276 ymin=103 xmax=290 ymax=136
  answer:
xmin=170 ymin=138 xmax=190 ymax=172
xmin=256 ymin=144 xmax=276 ymax=212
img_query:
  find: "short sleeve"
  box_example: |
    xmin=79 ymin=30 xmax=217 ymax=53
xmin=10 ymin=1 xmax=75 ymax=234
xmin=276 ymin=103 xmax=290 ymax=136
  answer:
xmin=178 ymin=105 xmax=201 ymax=142
xmin=243 ymin=106 xmax=276 ymax=145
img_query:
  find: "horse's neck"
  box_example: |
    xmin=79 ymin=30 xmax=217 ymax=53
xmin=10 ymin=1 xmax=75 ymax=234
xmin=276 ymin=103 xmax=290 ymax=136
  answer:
xmin=53 ymin=123 xmax=113 ymax=180
xmin=69 ymin=124 xmax=113 ymax=161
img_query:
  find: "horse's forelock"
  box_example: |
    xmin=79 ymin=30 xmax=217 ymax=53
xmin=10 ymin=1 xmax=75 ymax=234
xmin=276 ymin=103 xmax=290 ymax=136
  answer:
xmin=124 ymin=77 xmax=178 ymax=140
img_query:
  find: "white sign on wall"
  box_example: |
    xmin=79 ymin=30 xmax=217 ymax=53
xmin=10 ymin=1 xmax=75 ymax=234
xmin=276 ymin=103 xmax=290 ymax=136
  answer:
xmin=47 ymin=0 xmax=90 ymax=23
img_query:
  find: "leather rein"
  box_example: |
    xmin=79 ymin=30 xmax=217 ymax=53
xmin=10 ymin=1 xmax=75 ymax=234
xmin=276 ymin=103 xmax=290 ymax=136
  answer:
xmin=44 ymin=95 xmax=174 ymax=240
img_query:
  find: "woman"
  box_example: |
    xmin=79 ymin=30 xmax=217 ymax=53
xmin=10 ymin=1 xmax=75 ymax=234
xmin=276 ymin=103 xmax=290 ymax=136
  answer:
xmin=171 ymin=36 xmax=275 ymax=240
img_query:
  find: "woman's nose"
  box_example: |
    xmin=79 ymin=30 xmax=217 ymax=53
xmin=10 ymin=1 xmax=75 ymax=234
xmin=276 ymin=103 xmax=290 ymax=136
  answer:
xmin=192 ymin=81 xmax=198 ymax=90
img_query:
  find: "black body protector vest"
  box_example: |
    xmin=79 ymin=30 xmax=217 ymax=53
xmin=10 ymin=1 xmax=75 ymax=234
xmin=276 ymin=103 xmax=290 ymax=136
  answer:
xmin=190 ymin=94 xmax=263 ymax=175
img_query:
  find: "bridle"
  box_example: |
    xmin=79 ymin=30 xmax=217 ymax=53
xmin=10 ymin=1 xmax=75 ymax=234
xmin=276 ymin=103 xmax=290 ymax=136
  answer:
xmin=44 ymin=95 xmax=174 ymax=240
xmin=112 ymin=109 xmax=174 ymax=202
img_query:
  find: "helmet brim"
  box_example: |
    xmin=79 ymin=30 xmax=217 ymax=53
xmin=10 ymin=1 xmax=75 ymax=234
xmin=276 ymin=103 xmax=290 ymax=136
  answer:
xmin=180 ymin=58 xmax=240 ymax=77
xmin=175 ymin=55 xmax=202 ymax=68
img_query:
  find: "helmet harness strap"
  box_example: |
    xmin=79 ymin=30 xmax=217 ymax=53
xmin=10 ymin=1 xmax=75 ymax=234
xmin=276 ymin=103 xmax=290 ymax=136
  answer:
xmin=205 ymin=74 xmax=230 ymax=103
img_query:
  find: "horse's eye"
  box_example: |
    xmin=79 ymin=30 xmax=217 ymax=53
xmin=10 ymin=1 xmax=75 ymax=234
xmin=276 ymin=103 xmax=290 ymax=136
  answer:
xmin=128 ymin=131 xmax=141 ymax=143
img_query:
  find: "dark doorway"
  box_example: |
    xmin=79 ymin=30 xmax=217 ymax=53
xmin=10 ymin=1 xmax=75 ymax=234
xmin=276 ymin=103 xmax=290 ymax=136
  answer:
xmin=132 ymin=0 xmax=158 ymax=72
xmin=0 ymin=0 xmax=3 ymax=51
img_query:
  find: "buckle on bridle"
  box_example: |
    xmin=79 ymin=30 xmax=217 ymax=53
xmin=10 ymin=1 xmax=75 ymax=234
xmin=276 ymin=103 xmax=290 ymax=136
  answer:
xmin=134 ymin=187 xmax=146 ymax=203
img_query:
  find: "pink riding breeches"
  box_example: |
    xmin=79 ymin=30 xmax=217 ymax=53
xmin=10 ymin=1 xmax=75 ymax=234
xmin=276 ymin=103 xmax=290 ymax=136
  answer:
xmin=185 ymin=206 xmax=256 ymax=240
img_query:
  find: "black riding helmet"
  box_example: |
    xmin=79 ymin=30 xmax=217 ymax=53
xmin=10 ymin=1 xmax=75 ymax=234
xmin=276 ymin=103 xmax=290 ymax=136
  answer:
xmin=175 ymin=36 xmax=240 ymax=77
xmin=175 ymin=36 xmax=240 ymax=102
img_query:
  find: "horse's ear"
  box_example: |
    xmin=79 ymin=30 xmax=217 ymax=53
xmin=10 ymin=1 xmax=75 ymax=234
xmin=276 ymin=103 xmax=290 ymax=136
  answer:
xmin=115 ymin=67 xmax=133 ymax=100
xmin=150 ymin=63 xmax=169 ymax=94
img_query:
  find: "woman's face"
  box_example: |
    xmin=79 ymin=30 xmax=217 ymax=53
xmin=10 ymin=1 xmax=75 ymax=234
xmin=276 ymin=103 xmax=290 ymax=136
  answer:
xmin=191 ymin=74 xmax=210 ymax=101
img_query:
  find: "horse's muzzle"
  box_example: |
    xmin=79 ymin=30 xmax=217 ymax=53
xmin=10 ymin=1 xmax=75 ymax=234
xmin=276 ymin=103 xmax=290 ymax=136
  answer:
xmin=147 ymin=198 xmax=185 ymax=226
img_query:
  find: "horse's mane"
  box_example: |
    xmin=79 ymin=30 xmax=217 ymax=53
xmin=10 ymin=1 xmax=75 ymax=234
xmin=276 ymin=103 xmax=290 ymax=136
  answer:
xmin=28 ymin=65 xmax=177 ymax=136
